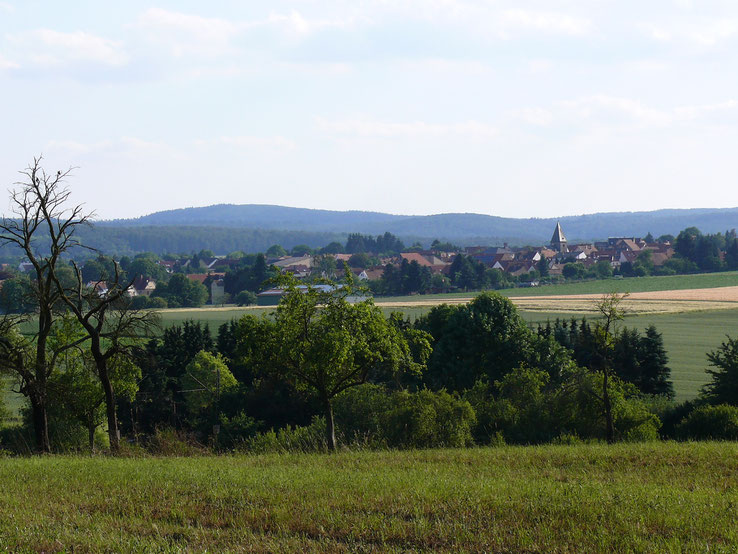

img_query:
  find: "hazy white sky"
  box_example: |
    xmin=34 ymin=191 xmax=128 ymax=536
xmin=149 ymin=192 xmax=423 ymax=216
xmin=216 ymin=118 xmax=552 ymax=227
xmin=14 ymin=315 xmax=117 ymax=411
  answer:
xmin=1 ymin=1 xmax=737 ymax=219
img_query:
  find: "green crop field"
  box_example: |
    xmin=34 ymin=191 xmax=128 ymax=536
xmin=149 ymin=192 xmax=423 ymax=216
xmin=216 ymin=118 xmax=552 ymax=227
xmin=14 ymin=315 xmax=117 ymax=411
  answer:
xmin=0 ymin=442 xmax=736 ymax=552
xmin=521 ymin=308 xmax=738 ymax=401
xmin=381 ymin=270 xmax=738 ymax=303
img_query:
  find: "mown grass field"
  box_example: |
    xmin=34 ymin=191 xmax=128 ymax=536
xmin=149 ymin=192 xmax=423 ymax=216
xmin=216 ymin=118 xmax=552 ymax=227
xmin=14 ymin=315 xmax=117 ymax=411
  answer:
xmin=0 ymin=442 xmax=736 ymax=552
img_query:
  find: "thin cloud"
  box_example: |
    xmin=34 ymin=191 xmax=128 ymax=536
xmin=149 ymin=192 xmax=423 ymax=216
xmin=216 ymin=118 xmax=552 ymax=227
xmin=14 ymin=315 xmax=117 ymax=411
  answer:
xmin=640 ymin=18 xmax=738 ymax=46
xmin=518 ymin=96 xmax=738 ymax=130
xmin=317 ymin=116 xmax=497 ymax=139
xmin=197 ymin=136 xmax=297 ymax=150
xmin=499 ymin=9 xmax=592 ymax=37
xmin=0 ymin=54 xmax=19 ymax=70
xmin=7 ymin=29 xmax=129 ymax=67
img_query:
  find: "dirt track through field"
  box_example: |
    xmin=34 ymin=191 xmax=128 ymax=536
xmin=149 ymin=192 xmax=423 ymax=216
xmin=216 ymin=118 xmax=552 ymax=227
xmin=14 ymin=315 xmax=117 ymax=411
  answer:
xmin=375 ymin=286 xmax=738 ymax=314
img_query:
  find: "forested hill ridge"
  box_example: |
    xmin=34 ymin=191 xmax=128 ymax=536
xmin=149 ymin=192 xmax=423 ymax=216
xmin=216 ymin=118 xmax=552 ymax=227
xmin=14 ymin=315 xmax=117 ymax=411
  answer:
xmin=105 ymin=204 xmax=738 ymax=243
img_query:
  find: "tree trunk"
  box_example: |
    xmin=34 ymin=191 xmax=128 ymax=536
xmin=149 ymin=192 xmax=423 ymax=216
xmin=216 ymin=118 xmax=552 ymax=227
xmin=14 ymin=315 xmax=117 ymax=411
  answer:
xmin=29 ymin=395 xmax=51 ymax=454
xmin=88 ymin=418 xmax=96 ymax=453
xmin=603 ymin=370 xmax=614 ymax=444
xmin=324 ymin=398 xmax=337 ymax=452
xmin=97 ymin=357 xmax=120 ymax=453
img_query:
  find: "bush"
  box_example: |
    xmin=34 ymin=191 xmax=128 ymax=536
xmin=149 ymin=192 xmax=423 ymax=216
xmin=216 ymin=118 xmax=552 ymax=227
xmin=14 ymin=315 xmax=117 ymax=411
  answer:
xmin=240 ymin=417 xmax=329 ymax=453
xmin=148 ymin=296 xmax=168 ymax=309
xmin=382 ymin=389 xmax=476 ymax=448
xmin=216 ymin=411 xmax=262 ymax=450
xmin=235 ymin=291 xmax=257 ymax=307
xmin=333 ymin=384 xmax=392 ymax=447
xmin=145 ymin=428 xmax=208 ymax=456
xmin=676 ymin=404 xmax=738 ymax=440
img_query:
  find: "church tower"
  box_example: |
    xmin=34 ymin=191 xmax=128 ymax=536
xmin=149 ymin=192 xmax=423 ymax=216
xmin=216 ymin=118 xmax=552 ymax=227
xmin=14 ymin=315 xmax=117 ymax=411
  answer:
xmin=551 ymin=221 xmax=568 ymax=253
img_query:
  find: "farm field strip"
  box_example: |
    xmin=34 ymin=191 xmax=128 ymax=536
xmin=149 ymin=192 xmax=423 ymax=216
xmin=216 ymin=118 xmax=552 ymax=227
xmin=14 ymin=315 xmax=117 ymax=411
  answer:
xmin=377 ymin=286 xmax=738 ymax=315
xmin=380 ymin=271 xmax=738 ymax=303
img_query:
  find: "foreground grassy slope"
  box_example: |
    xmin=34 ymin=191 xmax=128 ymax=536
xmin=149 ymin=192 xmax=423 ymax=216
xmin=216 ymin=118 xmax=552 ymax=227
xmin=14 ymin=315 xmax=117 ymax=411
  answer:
xmin=0 ymin=443 xmax=736 ymax=552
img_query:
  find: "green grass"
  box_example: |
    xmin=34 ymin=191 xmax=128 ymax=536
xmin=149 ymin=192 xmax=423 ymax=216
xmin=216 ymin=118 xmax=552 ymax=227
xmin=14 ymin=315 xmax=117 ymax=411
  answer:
xmin=0 ymin=442 xmax=736 ymax=552
xmin=156 ymin=306 xmax=433 ymax=329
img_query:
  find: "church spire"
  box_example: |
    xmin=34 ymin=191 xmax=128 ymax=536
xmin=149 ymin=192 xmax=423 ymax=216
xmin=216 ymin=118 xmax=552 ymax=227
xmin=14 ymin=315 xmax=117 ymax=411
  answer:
xmin=551 ymin=221 xmax=568 ymax=253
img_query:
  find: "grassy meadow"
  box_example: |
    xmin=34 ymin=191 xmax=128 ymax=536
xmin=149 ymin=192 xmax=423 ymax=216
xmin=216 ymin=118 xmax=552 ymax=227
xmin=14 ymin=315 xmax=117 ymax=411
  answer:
xmin=0 ymin=442 xmax=736 ymax=552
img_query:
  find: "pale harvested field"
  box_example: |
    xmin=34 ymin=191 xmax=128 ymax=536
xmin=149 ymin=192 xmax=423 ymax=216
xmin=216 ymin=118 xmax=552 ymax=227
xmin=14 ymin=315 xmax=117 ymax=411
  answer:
xmin=375 ymin=286 xmax=738 ymax=315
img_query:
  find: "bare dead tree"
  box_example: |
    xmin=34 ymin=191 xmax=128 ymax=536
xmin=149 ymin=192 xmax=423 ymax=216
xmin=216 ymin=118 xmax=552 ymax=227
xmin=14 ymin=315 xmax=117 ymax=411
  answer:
xmin=0 ymin=158 xmax=90 ymax=452
xmin=593 ymin=292 xmax=628 ymax=444
xmin=50 ymin=261 xmax=159 ymax=452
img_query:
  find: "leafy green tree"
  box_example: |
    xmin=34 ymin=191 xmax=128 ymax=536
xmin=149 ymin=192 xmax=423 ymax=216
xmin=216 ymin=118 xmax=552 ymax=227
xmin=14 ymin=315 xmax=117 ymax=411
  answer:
xmin=181 ymin=351 xmax=237 ymax=416
xmin=312 ymin=254 xmax=337 ymax=279
xmin=594 ymin=260 xmax=613 ymax=278
xmin=674 ymin=227 xmax=701 ymax=261
xmin=268 ymin=277 xmax=423 ymax=450
xmin=418 ymin=292 xmax=542 ymax=391
xmin=81 ymin=255 xmax=120 ymax=283
xmin=348 ymin=252 xmax=371 ymax=268
xmin=591 ymin=293 xmax=628 ymax=443
xmin=51 ymin=259 xmax=158 ymax=452
xmin=725 ymin=237 xmax=738 ymax=270
xmin=290 ymin=245 xmax=312 ymax=256
xmin=319 ymin=242 xmax=344 ymax=255
xmin=634 ymin=250 xmax=654 ymax=275
xmin=381 ymin=389 xmax=476 ymax=448
xmin=250 ymin=253 xmax=272 ymax=292
xmin=430 ymin=239 xmax=459 ymax=252
xmin=235 ymin=291 xmax=257 ymax=306
xmin=676 ymin=404 xmax=738 ymax=440
xmin=50 ymin=316 xmax=141 ymax=451
xmin=537 ymin=257 xmax=549 ymax=277
xmin=126 ymin=257 xmax=168 ymax=282
xmin=265 ymin=244 xmax=287 ymax=258
xmin=701 ymin=336 xmax=738 ymax=405
xmin=562 ymin=262 xmax=586 ymax=280
xmin=152 ymin=274 xmax=208 ymax=307
xmin=0 ymin=276 xmax=35 ymax=314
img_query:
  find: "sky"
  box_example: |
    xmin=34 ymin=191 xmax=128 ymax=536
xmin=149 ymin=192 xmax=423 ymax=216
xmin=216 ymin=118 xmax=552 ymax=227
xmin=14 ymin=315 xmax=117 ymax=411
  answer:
xmin=1 ymin=1 xmax=737 ymax=220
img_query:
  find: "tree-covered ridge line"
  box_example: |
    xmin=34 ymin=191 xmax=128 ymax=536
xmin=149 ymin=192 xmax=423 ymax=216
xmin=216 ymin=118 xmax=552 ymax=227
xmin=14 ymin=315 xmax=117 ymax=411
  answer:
xmin=100 ymin=202 xmax=738 ymax=243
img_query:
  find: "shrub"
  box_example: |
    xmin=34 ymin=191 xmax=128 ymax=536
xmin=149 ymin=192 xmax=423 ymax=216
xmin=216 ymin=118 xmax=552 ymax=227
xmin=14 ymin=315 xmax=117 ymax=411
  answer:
xmin=382 ymin=389 xmax=476 ymax=448
xmin=240 ymin=417 xmax=329 ymax=453
xmin=145 ymin=428 xmax=208 ymax=456
xmin=676 ymin=404 xmax=738 ymax=440
xmin=235 ymin=291 xmax=257 ymax=307
xmin=216 ymin=411 xmax=262 ymax=450
xmin=333 ymin=384 xmax=392 ymax=447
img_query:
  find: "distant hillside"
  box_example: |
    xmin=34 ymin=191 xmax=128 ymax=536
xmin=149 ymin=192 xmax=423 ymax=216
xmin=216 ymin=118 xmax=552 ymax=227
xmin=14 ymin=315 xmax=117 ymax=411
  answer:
xmin=104 ymin=204 xmax=738 ymax=244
